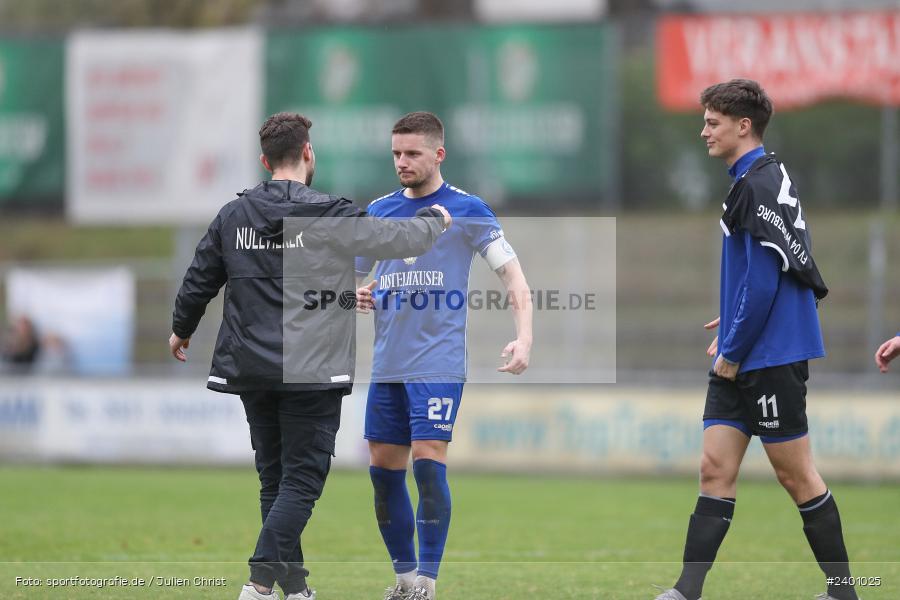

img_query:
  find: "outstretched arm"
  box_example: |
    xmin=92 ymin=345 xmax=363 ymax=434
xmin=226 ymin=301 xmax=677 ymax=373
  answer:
xmin=327 ymin=203 xmax=450 ymax=258
xmin=495 ymin=258 xmax=532 ymax=374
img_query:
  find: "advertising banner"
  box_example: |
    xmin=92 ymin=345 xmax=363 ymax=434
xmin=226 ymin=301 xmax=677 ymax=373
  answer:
xmin=6 ymin=268 xmax=135 ymax=375
xmin=450 ymin=387 xmax=900 ymax=480
xmin=66 ymin=29 xmax=263 ymax=224
xmin=267 ymin=25 xmax=616 ymax=204
xmin=0 ymin=38 xmax=64 ymax=204
xmin=658 ymin=12 xmax=900 ymax=110
xmin=3 ymin=380 xmax=898 ymax=481
xmin=0 ymin=379 xmax=369 ymax=467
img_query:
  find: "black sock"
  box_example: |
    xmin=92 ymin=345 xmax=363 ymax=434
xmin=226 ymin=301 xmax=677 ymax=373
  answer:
xmin=800 ymin=490 xmax=858 ymax=600
xmin=674 ymin=495 xmax=735 ymax=600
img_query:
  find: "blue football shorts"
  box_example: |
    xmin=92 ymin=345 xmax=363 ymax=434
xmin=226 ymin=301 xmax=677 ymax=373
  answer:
xmin=364 ymin=379 xmax=464 ymax=444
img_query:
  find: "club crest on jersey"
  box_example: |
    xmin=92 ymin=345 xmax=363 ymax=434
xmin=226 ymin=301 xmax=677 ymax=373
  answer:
xmin=403 ymin=256 xmax=417 ymax=265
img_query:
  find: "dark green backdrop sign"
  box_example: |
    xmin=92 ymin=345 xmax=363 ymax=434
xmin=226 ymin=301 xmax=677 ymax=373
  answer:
xmin=266 ymin=25 xmax=616 ymax=206
xmin=0 ymin=39 xmax=64 ymax=204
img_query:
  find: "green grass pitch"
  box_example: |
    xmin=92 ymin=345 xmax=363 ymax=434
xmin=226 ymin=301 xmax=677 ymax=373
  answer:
xmin=1 ymin=466 xmax=898 ymax=599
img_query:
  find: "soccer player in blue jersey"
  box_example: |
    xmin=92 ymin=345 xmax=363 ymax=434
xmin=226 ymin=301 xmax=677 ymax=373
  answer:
xmin=355 ymin=112 xmax=533 ymax=600
xmin=655 ymin=80 xmax=858 ymax=600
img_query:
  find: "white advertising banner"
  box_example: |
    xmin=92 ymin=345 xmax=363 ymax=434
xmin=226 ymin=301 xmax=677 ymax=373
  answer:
xmin=66 ymin=28 xmax=263 ymax=225
xmin=6 ymin=267 xmax=135 ymax=375
xmin=475 ymin=0 xmax=607 ymax=22
xmin=449 ymin=387 xmax=900 ymax=481
xmin=0 ymin=379 xmax=368 ymax=467
xmin=2 ymin=380 xmax=898 ymax=480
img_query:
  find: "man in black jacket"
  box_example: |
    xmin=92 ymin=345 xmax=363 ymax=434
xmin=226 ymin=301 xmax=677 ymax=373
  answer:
xmin=169 ymin=112 xmax=450 ymax=600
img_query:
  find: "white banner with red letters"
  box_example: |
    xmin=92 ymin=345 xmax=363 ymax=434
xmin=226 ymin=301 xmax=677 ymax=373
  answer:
xmin=66 ymin=28 xmax=262 ymax=224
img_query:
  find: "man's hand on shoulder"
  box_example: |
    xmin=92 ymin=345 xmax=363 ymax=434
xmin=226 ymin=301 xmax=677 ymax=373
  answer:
xmin=169 ymin=333 xmax=190 ymax=362
xmin=497 ymin=338 xmax=531 ymax=375
xmin=713 ymin=353 xmax=739 ymax=380
xmin=431 ymin=204 xmax=451 ymax=230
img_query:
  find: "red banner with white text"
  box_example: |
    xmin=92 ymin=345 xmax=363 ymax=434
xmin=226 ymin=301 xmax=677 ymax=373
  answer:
xmin=658 ymin=12 xmax=900 ymax=111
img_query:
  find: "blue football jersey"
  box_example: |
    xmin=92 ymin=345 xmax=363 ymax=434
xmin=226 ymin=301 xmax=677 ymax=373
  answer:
xmin=717 ymin=147 xmax=825 ymax=372
xmin=355 ymin=182 xmax=504 ymax=381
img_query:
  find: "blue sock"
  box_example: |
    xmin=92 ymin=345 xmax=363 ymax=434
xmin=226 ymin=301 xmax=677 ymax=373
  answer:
xmin=413 ymin=459 xmax=451 ymax=579
xmin=369 ymin=466 xmax=417 ymax=575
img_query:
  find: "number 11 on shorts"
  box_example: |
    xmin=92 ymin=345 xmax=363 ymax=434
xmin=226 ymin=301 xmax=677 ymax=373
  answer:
xmin=427 ymin=397 xmax=454 ymax=421
xmin=757 ymin=394 xmax=779 ymax=418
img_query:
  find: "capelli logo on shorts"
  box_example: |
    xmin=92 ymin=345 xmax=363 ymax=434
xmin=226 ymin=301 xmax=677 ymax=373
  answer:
xmin=433 ymin=423 xmax=453 ymax=432
xmin=758 ymin=420 xmax=780 ymax=429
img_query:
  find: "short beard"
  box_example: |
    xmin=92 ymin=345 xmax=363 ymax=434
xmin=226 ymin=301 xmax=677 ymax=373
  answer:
xmin=305 ymin=167 xmax=314 ymax=187
xmin=400 ymin=173 xmax=428 ymax=190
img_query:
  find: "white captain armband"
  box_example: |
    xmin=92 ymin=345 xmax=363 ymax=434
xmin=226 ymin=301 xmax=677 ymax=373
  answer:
xmin=482 ymin=237 xmax=517 ymax=270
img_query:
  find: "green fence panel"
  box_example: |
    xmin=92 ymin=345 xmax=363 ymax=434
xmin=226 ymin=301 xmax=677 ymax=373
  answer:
xmin=0 ymin=38 xmax=64 ymax=205
xmin=266 ymin=25 xmax=616 ymax=206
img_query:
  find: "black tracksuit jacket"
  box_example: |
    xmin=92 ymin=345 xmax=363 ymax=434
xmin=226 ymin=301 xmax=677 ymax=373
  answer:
xmin=172 ymin=179 xmax=445 ymax=395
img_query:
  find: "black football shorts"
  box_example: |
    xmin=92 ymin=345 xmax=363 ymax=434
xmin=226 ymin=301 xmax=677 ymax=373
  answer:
xmin=704 ymin=361 xmax=809 ymax=438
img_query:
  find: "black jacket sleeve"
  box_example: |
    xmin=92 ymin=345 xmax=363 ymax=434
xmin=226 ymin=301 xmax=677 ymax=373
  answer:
xmin=306 ymin=200 xmax=445 ymax=258
xmin=172 ymin=215 xmax=228 ymax=338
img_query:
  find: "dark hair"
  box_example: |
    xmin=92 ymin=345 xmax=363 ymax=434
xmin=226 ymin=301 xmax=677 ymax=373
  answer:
xmin=259 ymin=112 xmax=312 ymax=169
xmin=700 ymin=79 xmax=773 ymax=140
xmin=392 ymin=111 xmax=444 ymax=145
